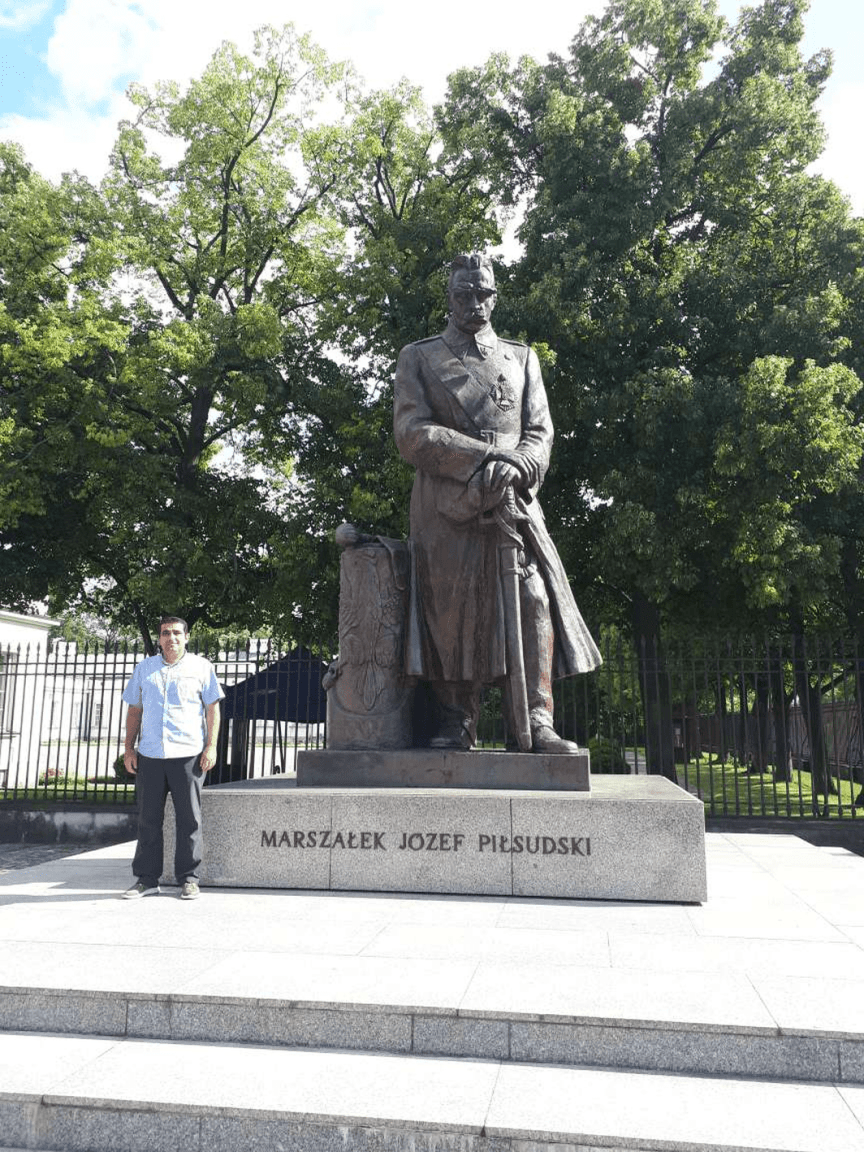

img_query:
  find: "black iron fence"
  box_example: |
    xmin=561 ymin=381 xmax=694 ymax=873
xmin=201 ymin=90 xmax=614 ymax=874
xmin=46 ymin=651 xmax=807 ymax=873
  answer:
xmin=1 ymin=634 xmax=862 ymax=819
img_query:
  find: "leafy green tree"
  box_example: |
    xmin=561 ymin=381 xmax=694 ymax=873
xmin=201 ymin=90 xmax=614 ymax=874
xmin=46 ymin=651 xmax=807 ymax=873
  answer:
xmin=2 ymin=28 xmax=358 ymax=650
xmin=272 ymin=80 xmax=505 ymax=620
xmin=439 ymin=0 xmax=863 ymax=776
xmin=0 ymin=144 xmax=131 ymax=617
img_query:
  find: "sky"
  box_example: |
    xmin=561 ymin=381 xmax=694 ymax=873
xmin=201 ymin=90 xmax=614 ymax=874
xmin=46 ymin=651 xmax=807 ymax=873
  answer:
xmin=0 ymin=0 xmax=862 ymax=217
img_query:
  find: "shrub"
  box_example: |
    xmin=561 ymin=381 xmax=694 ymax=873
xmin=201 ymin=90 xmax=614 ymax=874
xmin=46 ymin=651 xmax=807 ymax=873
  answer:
xmin=588 ymin=737 xmax=630 ymax=774
xmin=113 ymin=754 xmax=134 ymax=783
xmin=36 ymin=769 xmax=88 ymax=787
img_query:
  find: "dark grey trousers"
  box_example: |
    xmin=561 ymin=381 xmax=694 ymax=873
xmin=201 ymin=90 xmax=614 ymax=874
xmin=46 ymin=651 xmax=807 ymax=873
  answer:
xmin=132 ymin=754 xmax=203 ymax=886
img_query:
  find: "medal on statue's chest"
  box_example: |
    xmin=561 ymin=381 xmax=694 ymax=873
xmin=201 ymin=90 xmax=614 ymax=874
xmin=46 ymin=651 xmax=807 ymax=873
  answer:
xmin=489 ymin=373 xmax=516 ymax=412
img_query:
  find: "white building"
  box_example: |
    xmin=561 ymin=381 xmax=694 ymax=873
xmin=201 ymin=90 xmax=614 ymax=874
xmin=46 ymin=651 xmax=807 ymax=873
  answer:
xmin=0 ymin=610 xmax=59 ymax=788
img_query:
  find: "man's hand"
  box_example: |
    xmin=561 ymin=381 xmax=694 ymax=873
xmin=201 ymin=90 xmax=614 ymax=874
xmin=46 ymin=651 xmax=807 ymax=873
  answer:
xmin=200 ymin=747 xmax=216 ymax=773
xmin=123 ymin=749 xmax=138 ymax=775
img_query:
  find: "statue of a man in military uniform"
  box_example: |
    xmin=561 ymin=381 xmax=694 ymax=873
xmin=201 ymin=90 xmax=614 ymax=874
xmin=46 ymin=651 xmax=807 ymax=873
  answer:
xmin=394 ymin=254 xmax=601 ymax=753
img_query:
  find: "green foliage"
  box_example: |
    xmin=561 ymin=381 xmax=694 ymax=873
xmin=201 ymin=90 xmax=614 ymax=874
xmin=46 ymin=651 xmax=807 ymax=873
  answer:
xmin=1 ymin=28 xmax=357 ymax=646
xmin=4 ymin=2 xmax=864 ymax=669
xmin=113 ymin=754 xmax=134 ymax=784
xmin=440 ymin=0 xmax=864 ymax=644
xmin=587 ymin=736 xmax=630 ymax=773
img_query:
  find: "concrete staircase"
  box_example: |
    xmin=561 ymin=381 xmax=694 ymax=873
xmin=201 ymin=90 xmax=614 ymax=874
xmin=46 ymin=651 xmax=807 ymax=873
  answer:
xmin=1 ymin=836 xmax=864 ymax=1150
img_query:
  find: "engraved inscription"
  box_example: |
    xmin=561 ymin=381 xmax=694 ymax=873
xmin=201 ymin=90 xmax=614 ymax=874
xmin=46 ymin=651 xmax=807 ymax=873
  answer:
xmin=261 ymin=829 xmax=592 ymax=857
xmin=478 ymin=834 xmax=591 ymax=855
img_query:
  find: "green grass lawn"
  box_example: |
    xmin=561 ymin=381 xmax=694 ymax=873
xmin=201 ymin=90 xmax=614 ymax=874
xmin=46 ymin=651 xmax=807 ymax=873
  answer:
xmin=678 ymin=758 xmax=862 ymax=818
xmin=2 ymin=784 xmax=136 ymax=805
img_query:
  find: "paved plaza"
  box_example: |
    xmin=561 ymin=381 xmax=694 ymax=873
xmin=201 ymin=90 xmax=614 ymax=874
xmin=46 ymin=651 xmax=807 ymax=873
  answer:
xmin=0 ymin=831 xmax=863 ymax=1150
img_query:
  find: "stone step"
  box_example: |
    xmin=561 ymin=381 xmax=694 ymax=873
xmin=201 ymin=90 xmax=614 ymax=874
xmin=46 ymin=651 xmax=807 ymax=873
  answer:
xmin=2 ymin=978 xmax=862 ymax=1086
xmin=1 ymin=1031 xmax=863 ymax=1152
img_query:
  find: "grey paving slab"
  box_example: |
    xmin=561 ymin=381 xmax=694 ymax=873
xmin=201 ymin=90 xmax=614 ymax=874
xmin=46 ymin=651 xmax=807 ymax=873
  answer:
xmin=841 ymin=926 xmax=864 ymax=947
xmin=496 ymin=898 xmax=696 ymax=935
xmin=608 ymin=931 xmax=864 ymax=979
xmin=751 ymin=974 xmax=864 ymax=1037
xmin=458 ymin=961 xmax=777 ymax=1031
xmin=3 ymin=1031 xmax=863 ymax=1152
xmin=274 ymin=889 xmax=509 ymax=928
xmin=412 ymin=1016 xmax=510 ymax=1060
xmin=359 ymin=922 xmax=612 ymax=966
xmin=842 ymin=1040 xmax=864 ymax=1083
xmin=686 ymin=898 xmax=848 ymax=941
xmin=508 ymin=1021 xmax=843 ymax=1081
xmin=485 ymin=1063 xmax=864 ymax=1151
xmin=0 ymin=843 xmax=86 ymax=873
xmin=196 ymin=1117 xmax=514 ymax=1152
xmin=0 ymin=1032 xmax=117 ymax=1097
xmin=45 ymin=1037 xmax=501 ymax=1133
xmin=843 ymin=1085 xmax=864 ymax=1128
xmin=0 ymin=990 xmax=126 ymax=1036
xmin=181 ymin=951 xmax=480 ymax=1012
xmin=699 ymin=868 xmax=806 ymax=902
xmin=777 ymin=863 xmax=864 ymax=891
xmin=797 ymin=892 xmax=864 ymax=926
xmin=39 ymin=1104 xmax=202 ymax=1152
xmin=0 ymin=939 xmax=232 ymax=995
xmin=1 ymin=831 xmax=863 ymax=1106
xmin=165 ymin=1002 xmax=414 ymax=1051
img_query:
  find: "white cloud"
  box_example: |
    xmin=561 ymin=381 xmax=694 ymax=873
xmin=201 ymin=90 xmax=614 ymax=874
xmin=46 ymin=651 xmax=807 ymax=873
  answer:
xmin=0 ymin=101 xmax=124 ymax=180
xmin=45 ymin=0 xmax=157 ymax=105
xmin=3 ymin=0 xmax=861 ymax=222
xmin=0 ymin=0 xmax=52 ymax=30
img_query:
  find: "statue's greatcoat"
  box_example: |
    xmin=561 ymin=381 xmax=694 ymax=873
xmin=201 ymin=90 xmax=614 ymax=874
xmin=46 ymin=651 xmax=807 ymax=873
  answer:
xmin=394 ymin=320 xmax=601 ymax=687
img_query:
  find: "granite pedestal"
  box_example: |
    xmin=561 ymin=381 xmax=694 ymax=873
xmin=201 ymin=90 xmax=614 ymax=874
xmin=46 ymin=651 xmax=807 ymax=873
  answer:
xmin=163 ymin=775 xmax=707 ymax=903
xmin=296 ymin=748 xmax=590 ymax=790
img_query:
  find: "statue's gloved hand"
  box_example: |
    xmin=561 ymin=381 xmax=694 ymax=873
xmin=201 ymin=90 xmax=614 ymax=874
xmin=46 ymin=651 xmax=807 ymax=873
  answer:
xmin=487 ymin=459 xmax=523 ymax=496
xmin=485 ymin=451 xmax=531 ymax=492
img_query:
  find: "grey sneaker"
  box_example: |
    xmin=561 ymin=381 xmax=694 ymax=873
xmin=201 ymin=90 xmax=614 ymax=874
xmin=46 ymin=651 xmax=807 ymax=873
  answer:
xmin=122 ymin=881 xmax=159 ymax=899
xmin=180 ymin=879 xmax=200 ymax=900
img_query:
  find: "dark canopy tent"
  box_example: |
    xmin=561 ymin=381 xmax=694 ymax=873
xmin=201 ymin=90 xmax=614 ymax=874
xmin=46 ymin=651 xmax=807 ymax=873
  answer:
xmin=213 ymin=648 xmax=328 ymax=781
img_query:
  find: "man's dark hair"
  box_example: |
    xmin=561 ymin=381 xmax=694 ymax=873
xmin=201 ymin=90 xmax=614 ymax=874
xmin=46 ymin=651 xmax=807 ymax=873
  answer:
xmin=448 ymin=253 xmax=495 ymax=291
xmin=159 ymin=615 xmax=189 ymax=635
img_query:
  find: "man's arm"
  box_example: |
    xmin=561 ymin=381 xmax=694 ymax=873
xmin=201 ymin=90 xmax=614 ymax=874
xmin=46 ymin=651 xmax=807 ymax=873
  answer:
xmin=200 ymin=701 xmax=220 ymax=772
xmin=124 ymin=706 xmax=143 ymax=775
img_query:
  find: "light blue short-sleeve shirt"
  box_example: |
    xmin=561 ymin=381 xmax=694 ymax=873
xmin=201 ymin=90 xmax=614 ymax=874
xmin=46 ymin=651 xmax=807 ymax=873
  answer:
xmin=122 ymin=653 xmax=225 ymax=759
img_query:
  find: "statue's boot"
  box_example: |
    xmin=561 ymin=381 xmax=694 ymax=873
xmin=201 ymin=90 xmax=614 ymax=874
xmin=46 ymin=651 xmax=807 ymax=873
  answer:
xmin=531 ymin=724 xmax=581 ymax=755
xmin=427 ymin=683 xmax=479 ymax=750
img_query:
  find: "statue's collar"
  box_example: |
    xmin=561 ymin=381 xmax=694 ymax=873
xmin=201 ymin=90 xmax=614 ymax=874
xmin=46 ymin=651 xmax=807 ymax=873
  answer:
xmin=443 ymin=320 xmax=497 ymax=357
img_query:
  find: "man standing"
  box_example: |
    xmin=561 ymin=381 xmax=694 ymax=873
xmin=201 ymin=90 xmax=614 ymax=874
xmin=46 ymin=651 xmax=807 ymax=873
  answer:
xmin=393 ymin=254 xmax=601 ymax=752
xmin=121 ymin=616 xmax=224 ymax=899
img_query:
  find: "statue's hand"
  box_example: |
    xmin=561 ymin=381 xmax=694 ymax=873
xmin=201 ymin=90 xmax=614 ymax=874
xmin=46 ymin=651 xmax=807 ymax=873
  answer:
xmin=487 ymin=460 xmax=522 ymax=495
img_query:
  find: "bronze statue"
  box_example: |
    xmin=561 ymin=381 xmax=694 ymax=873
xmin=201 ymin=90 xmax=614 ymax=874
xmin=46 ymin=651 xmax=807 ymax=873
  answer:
xmin=393 ymin=254 xmax=601 ymax=753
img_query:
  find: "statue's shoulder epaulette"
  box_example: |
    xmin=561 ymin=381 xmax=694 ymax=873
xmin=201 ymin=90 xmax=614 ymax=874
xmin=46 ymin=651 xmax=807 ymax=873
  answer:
xmin=499 ymin=336 xmax=529 ymax=349
xmin=412 ymin=334 xmax=443 ymax=346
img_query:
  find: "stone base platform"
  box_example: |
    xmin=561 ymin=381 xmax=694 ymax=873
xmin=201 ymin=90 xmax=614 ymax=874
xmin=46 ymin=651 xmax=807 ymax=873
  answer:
xmin=296 ymin=747 xmax=590 ymax=790
xmin=166 ymin=775 xmax=707 ymax=903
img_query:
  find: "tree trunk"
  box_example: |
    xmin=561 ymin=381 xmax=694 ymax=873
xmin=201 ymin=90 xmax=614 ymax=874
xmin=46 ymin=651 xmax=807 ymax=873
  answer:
xmin=792 ymin=632 xmax=835 ymax=814
xmin=841 ymin=537 xmax=864 ymax=806
xmin=631 ymin=591 xmax=676 ymax=781
xmin=768 ymin=642 xmax=792 ymax=783
xmin=749 ymin=670 xmax=770 ymax=774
